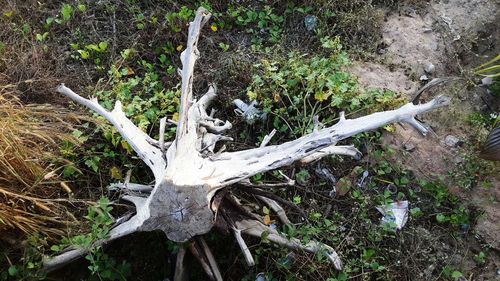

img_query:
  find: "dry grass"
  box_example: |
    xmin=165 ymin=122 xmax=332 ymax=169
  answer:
xmin=0 ymin=84 xmax=87 ymax=244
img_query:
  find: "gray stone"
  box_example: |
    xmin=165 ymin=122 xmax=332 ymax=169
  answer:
xmin=444 ymin=135 xmax=463 ymax=148
xmin=453 ymin=156 xmax=464 ymax=164
xmin=403 ymin=143 xmax=416 ymax=152
xmin=424 ymin=63 xmax=435 ymax=74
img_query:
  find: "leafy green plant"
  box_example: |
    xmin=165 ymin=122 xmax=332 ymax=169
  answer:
xmin=473 ymin=251 xmax=486 ymax=265
xmin=473 ymin=54 xmax=500 ymax=78
xmin=54 ymin=197 xmax=130 ymax=280
xmin=441 ymin=267 xmax=464 ymax=281
xmin=228 ymin=5 xmax=284 ymax=45
xmin=0 ymin=235 xmax=47 ymax=281
xmin=247 ymin=38 xmax=403 ymax=139
xmin=165 ymin=6 xmax=195 ymax=32
xmin=35 ymin=32 xmax=49 ymax=42
xmin=71 ymin=41 xmax=109 ymax=71
xmin=218 ymin=42 xmax=230 ymax=52
xmin=55 ymin=3 xmax=73 ymax=24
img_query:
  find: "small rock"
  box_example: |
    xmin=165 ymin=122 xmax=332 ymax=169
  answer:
xmin=453 ymin=156 xmax=464 ymax=164
xmin=444 ymin=135 xmax=463 ymax=148
xmin=424 ymin=63 xmax=435 ymax=74
xmin=422 ymin=27 xmax=433 ymax=33
xmin=401 ymin=7 xmax=417 ymax=18
xmin=403 ymin=143 xmax=416 ymax=152
xmin=420 ymin=74 xmax=429 ymax=81
xmin=430 ymin=41 xmax=439 ymax=51
xmin=377 ymin=48 xmax=387 ymax=55
xmin=496 ymin=268 xmax=500 ymax=276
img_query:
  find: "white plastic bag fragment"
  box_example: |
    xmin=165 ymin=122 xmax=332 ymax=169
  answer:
xmin=376 ymin=200 xmax=409 ymax=230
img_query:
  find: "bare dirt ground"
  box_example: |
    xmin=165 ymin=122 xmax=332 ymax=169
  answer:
xmin=352 ymin=0 xmax=500 ymax=279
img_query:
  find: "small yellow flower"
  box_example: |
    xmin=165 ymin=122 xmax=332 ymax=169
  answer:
xmin=210 ymin=25 xmax=218 ymax=32
xmin=176 ymin=45 xmax=183 ymax=52
xmin=172 ymin=112 xmax=179 ymax=122
xmin=383 ymin=124 xmax=396 ymax=133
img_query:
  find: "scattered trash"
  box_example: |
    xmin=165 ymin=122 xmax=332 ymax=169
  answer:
xmin=376 ymin=201 xmax=409 ymax=230
xmin=420 ymin=74 xmax=429 ymax=81
xmin=356 ymin=170 xmax=369 ymax=188
xmin=460 ymin=224 xmax=470 ymax=231
xmin=304 ymin=15 xmax=317 ymax=31
xmin=256 ymin=273 xmax=268 ymax=281
xmin=385 ymin=184 xmax=398 ymax=194
xmin=481 ymin=77 xmax=493 ymax=86
xmin=279 ymin=252 xmax=295 ymax=266
xmin=233 ymin=99 xmax=266 ymax=125
xmin=424 ymin=63 xmax=435 ymax=74
xmin=338 ymin=225 xmax=347 ymax=232
xmin=314 ymin=164 xmax=337 ymax=197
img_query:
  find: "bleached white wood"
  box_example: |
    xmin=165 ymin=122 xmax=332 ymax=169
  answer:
xmin=56 ymin=85 xmax=166 ymax=181
xmin=204 ymin=96 xmax=450 ymax=187
xmin=46 ymin=6 xmax=450 ymax=275
xmin=235 ymin=219 xmax=343 ymax=270
xmin=233 ymin=228 xmax=255 ymax=266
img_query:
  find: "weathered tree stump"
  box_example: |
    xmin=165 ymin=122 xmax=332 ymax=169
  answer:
xmin=44 ymin=7 xmax=450 ymax=280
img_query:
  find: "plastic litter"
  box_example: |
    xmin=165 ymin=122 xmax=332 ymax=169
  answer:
xmin=255 ymin=273 xmax=267 ymax=281
xmin=376 ymin=200 xmax=409 ymax=230
xmin=279 ymin=252 xmax=295 ymax=266
xmin=304 ymin=15 xmax=318 ymax=31
xmin=314 ymin=164 xmax=337 ymax=197
xmin=356 ymin=170 xmax=369 ymax=188
xmin=233 ymin=99 xmax=266 ymax=125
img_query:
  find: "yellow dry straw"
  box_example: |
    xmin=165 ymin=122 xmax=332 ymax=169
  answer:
xmin=0 ymin=86 xmax=86 ymax=242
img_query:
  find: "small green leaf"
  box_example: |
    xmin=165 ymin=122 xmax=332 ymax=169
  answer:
xmin=77 ymin=50 xmax=89 ymax=59
xmin=436 ymin=213 xmax=448 ymax=223
xmin=362 ymin=249 xmax=375 ymax=260
xmin=451 ymin=271 xmax=463 ymax=280
xmin=8 ymin=266 xmax=17 ymax=276
xmin=51 ymin=245 xmax=61 ymax=252
xmin=410 ymin=207 xmax=423 ymax=218
xmin=98 ymin=41 xmax=108 ymax=52
xmin=60 ymin=4 xmax=73 ymax=22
